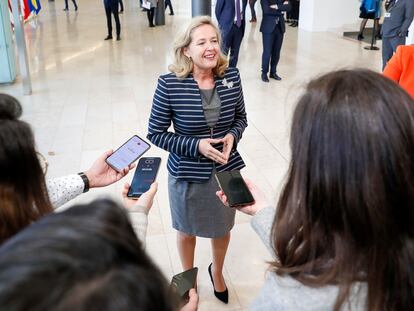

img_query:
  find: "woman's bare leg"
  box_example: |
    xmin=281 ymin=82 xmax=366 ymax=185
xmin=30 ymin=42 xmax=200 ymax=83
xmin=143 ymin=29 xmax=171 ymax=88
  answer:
xmin=177 ymin=231 xmax=196 ymax=270
xmin=210 ymin=232 xmax=231 ymax=292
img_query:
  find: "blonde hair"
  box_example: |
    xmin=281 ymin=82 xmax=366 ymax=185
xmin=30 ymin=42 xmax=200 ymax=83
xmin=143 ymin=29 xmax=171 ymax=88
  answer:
xmin=168 ymin=16 xmax=229 ymax=79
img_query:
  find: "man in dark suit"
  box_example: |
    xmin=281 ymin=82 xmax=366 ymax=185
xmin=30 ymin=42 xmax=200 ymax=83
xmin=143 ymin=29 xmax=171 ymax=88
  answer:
xmin=215 ymin=0 xmax=248 ymax=68
xmin=381 ymin=0 xmax=414 ymax=69
xmin=104 ymin=0 xmax=121 ymax=41
xmin=260 ymin=0 xmax=291 ymax=82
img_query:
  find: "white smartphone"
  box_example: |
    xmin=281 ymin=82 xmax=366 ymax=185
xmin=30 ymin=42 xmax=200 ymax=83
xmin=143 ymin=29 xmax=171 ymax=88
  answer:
xmin=105 ymin=135 xmax=151 ymax=172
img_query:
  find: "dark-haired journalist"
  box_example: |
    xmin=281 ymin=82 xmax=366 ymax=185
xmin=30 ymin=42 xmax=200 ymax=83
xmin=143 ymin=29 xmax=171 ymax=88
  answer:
xmin=0 ymin=93 xmax=150 ymax=244
xmin=217 ymin=69 xmax=414 ymax=311
xmin=0 ymin=199 xmax=198 ymax=311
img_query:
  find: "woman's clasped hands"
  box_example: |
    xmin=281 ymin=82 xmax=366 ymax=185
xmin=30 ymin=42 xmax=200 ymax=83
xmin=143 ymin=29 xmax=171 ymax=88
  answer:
xmin=198 ymin=134 xmax=234 ymax=165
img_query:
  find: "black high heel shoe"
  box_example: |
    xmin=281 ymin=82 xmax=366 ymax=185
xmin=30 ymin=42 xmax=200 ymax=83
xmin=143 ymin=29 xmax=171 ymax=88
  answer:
xmin=208 ymin=263 xmax=228 ymax=304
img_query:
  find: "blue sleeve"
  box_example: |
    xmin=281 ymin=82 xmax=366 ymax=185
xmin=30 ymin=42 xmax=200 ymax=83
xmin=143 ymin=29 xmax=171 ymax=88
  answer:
xmin=276 ymin=0 xmax=292 ymax=12
xmin=215 ymin=0 xmax=224 ymax=20
xmin=147 ymin=77 xmax=200 ymax=158
xmin=261 ymin=0 xmax=291 ymax=15
xmin=228 ymin=70 xmax=248 ymax=144
xmin=261 ymin=0 xmax=279 ymax=16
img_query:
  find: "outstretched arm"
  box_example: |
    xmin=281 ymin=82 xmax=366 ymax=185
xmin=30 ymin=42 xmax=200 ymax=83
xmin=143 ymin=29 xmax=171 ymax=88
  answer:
xmin=48 ymin=150 xmax=134 ymax=208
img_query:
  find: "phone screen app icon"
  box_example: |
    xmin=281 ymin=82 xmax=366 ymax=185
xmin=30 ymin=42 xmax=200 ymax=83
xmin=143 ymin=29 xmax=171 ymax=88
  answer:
xmin=108 ymin=136 xmax=149 ymax=171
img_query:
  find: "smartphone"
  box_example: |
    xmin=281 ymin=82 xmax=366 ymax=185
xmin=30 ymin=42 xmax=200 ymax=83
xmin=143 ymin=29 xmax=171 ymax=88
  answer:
xmin=170 ymin=267 xmax=198 ymax=303
xmin=215 ymin=170 xmax=255 ymax=208
xmin=127 ymin=157 xmax=161 ymax=198
xmin=105 ymin=135 xmax=151 ymax=172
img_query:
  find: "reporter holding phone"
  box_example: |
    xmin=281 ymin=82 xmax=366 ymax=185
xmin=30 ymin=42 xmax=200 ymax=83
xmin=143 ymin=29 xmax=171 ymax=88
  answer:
xmin=0 ymin=93 xmax=137 ymax=244
xmin=147 ymin=16 xmax=248 ymax=304
xmin=0 ymin=93 xmax=199 ymax=310
xmin=217 ymin=70 xmax=414 ymax=310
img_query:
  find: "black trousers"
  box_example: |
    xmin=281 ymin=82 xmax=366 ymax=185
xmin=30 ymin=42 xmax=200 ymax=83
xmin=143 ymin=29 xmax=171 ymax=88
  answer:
xmin=249 ymin=0 xmax=257 ymax=20
xmin=165 ymin=0 xmax=174 ymax=14
xmin=223 ymin=24 xmax=245 ymax=68
xmin=261 ymin=25 xmax=284 ymax=74
xmin=64 ymin=0 xmax=77 ymax=9
xmin=147 ymin=8 xmax=155 ymax=26
xmin=382 ymin=35 xmax=405 ymax=69
xmin=119 ymin=0 xmax=124 ymax=11
xmin=105 ymin=4 xmax=121 ymax=36
xmin=291 ymin=0 xmax=300 ymax=21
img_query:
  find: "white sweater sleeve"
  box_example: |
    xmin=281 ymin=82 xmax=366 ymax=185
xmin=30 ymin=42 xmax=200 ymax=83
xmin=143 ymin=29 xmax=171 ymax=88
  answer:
xmin=250 ymin=206 xmax=277 ymax=257
xmin=128 ymin=205 xmax=149 ymax=247
xmin=46 ymin=174 xmax=84 ymax=209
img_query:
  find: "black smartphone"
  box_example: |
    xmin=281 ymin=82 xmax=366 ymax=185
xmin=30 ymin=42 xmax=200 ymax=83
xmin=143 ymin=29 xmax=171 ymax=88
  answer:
xmin=127 ymin=157 xmax=161 ymax=198
xmin=215 ymin=170 xmax=255 ymax=208
xmin=105 ymin=135 xmax=151 ymax=172
xmin=170 ymin=267 xmax=198 ymax=303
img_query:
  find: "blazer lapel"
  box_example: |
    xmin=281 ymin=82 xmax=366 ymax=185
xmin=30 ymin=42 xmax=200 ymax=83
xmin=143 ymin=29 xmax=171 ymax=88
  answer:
xmin=214 ymin=76 xmax=228 ymax=125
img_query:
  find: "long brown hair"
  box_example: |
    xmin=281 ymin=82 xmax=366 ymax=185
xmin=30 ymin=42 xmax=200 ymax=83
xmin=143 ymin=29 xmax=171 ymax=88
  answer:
xmin=0 ymin=199 xmax=177 ymax=310
xmin=0 ymin=94 xmax=53 ymax=244
xmin=272 ymin=69 xmax=414 ymax=310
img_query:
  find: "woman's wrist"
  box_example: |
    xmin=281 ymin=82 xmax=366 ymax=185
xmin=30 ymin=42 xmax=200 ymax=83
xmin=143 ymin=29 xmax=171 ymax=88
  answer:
xmin=77 ymin=172 xmax=90 ymax=193
xmin=128 ymin=204 xmax=149 ymax=215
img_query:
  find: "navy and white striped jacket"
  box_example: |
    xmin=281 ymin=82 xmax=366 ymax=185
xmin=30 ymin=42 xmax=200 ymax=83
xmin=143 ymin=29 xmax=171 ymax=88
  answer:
xmin=147 ymin=67 xmax=248 ymax=182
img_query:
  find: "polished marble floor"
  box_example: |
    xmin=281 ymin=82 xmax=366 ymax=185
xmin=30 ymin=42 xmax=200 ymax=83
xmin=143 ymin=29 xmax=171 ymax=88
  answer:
xmin=0 ymin=1 xmax=383 ymax=310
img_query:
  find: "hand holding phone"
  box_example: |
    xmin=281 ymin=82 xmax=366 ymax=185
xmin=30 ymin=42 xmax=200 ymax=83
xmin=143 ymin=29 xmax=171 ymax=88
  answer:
xmin=105 ymin=135 xmax=150 ymax=172
xmin=170 ymin=267 xmax=198 ymax=304
xmin=215 ymin=171 xmax=255 ymax=208
xmin=84 ymin=150 xmax=135 ymax=188
xmin=127 ymin=157 xmax=161 ymax=198
xmin=179 ymin=289 xmax=198 ymax=311
xmin=216 ymin=178 xmax=269 ymax=216
xmin=122 ymin=182 xmax=158 ymax=212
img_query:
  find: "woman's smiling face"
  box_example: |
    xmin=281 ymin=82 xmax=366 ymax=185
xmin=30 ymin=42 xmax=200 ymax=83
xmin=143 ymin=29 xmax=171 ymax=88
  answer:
xmin=184 ymin=24 xmax=220 ymax=72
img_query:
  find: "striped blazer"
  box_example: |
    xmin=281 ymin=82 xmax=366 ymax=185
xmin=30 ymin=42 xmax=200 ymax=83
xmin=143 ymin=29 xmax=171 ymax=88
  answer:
xmin=147 ymin=67 xmax=248 ymax=182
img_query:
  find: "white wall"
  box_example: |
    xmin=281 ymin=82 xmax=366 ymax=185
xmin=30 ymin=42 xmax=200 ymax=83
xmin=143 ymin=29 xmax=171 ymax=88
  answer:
xmin=299 ymin=0 xmax=360 ymax=32
xmin=407 ymin=20 xmax=414 ymax=44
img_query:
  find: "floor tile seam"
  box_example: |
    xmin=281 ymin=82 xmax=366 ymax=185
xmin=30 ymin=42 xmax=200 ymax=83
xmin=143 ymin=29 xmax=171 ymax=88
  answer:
xmin=246 ymin=116 xmax=289 ymax=162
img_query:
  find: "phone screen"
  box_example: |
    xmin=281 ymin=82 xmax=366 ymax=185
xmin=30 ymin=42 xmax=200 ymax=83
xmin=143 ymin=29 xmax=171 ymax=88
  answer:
xmin=127 ymin=157 xmax=161 ymax=198
xmin=106 ymin=136 xmax=150 ymax=172
xmin=215 ymin=171 xmax=255 ymax=207
xmin=170 ymin=267 xmax=198 ymax=302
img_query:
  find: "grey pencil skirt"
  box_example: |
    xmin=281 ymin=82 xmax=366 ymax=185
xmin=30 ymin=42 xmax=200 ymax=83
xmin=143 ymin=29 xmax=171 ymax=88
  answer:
xmin=168 ymin=172 xmax=236 ymax=238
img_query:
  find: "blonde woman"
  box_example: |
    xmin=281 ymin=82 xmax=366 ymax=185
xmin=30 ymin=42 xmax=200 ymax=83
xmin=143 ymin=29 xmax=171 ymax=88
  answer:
xmin=147 ymin=16 xmax=248 ymax=304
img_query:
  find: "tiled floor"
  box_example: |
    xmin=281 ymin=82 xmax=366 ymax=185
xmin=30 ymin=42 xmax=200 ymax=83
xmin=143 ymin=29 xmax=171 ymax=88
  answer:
xmin=1 ymin=0 xmax=382 ymax=309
